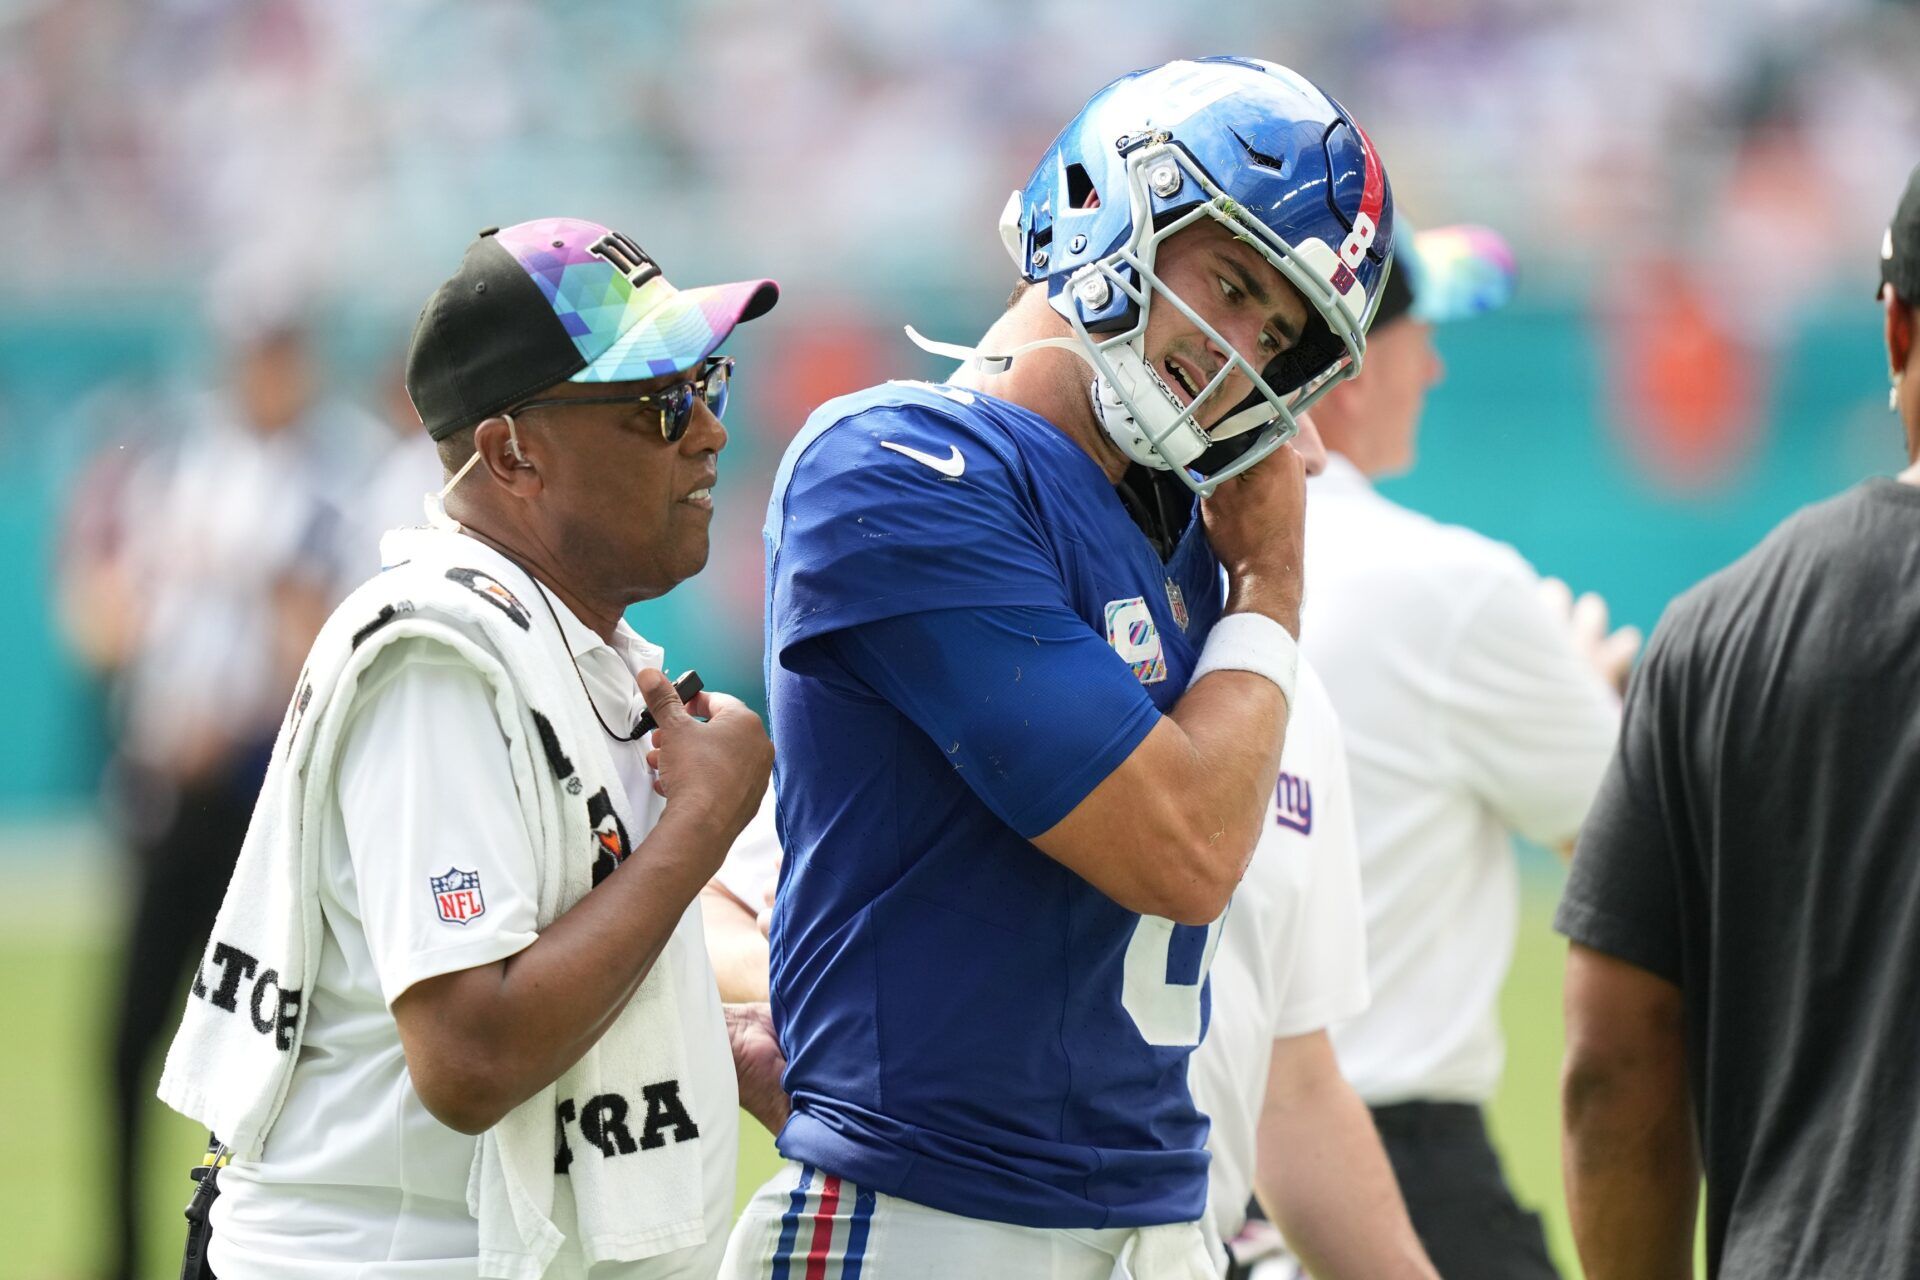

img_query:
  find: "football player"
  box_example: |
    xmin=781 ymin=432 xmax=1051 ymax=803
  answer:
xmin=723 ymin=58 xmax=1394 ymax=1279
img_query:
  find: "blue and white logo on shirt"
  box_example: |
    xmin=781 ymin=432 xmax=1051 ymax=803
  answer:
xmin=1105 ymin=596 xmax=1167 ymax=685
xmin=1274 ymin=772 xmax=1313 ymax=834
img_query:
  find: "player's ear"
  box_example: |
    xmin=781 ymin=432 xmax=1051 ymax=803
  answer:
xmin=473 ymin=414 xmax=543 ymax=496
xmin=1887 ymin=290 xmax=1916 ymax=378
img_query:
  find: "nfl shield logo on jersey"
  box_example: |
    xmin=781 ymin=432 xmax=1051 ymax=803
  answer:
xmin=1105 ymin=596 xmax=1167 ymax=684
xmin=429 ymin=867 xmax=486 ymax=925
xmin=1164 ymin=578 xmax=1190 ymax=631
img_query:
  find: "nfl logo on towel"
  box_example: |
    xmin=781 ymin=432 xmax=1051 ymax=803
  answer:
xmin=430 ymin=867 xmax=486 ymax=925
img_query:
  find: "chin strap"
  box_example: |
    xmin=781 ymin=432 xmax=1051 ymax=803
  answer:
xmin=904 ymin=323 xmax=1209 ymax=473
xmin=902 ymin=322 xmax=1285 ymax=485
xmin=903 ymin=324 xmax=1093 ymax=375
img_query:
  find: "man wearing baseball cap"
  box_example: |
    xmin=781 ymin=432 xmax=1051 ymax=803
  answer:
xmin=1558 ymin=166 xmax=1920 ymax=1278
xmin=1288 ymin=225 xmax=1638 ymax=1278
xmin=160 ymin=218 xmax=782 ymax=1279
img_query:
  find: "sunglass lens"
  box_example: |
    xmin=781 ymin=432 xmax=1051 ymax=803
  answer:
xmin=704 ymin=362 xmax=730 ymax=420
xmin=661 ymin=383 xmax=697 ymax=442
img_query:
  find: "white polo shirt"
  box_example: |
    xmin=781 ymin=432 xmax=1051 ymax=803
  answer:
xmin=1188 ymin=661 xmax=1371 ymax=1248
xmin=1301 ymin=453 xmax=1620 ymax=1104
xmin=212 ymin=537 xmax=737 ymax=1279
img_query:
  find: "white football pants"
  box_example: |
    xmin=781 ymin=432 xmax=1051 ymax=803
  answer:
xmin=721 ymin=1160 xmax=1220 ymax=1279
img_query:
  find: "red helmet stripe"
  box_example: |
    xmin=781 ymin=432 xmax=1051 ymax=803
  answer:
xmin=1354 ymin=121 xmax=1386 ymax=224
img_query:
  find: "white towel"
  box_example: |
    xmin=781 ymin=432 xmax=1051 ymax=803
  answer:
xmin=1117 ymin=1221 xmax=1217 ymax=1279
xmin=159 ymin=524 xmax=706 ymax=1277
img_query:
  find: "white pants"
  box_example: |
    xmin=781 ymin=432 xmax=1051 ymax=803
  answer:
xmin=721 ymin=1161 xmax=1218 ymax=1279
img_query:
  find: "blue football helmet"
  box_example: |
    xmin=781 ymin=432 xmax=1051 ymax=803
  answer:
xmin=1002 ymin=57 xmax=1394 ymax=496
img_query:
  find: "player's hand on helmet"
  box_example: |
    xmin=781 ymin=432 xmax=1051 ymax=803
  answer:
xmin=639 ymin=668 xmax=773 ymax=852
xmin=1202 ymin=437 xmax=1308 ymax=636
xmin=1538 ymin=577 xmax=1641 ymax=696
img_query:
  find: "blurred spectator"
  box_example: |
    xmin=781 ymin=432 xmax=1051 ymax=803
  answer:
xmin=1603 ymin=258 xmax=1765 ymax=491
xmin=1 ymin=0 xmax=1917 ymax=306
xmin=342 ymin=358 xmax=441 ymax=572
xmin=56 ymin=315 xmax=372 ymax=1280
xmin=52 ymin=434 xmax=147 ymax=680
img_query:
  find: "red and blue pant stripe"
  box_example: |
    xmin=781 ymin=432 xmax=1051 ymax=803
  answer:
xmin=771 ymin=1162 xmax=878 ymax=1280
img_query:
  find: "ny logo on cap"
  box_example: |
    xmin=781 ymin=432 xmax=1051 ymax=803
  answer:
xmin=591 ymin=231 xmax=662 ymax=289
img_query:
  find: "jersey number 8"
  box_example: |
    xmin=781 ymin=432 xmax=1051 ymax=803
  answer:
xmin=1121 ymin=914 xmax=1224 ymax=1046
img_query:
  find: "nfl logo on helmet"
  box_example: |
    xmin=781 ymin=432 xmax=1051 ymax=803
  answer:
xmin=429 ymin=867 xmax=487 ymax=925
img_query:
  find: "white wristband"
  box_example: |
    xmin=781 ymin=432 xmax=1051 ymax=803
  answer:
xmin=1190 ymin=612 xmax=1298 ymax=707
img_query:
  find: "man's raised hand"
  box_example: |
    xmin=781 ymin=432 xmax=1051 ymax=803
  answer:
xmin=639 ymin=668 xmax=773 ymax=849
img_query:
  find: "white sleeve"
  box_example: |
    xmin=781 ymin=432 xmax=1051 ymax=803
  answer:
xmin=334 ymin=638 xmax=543 ymax=1006
xmin=713 ymin=784 xmax=782 ymax=909
xmin=1270 ymin=672 xmax=1371 ymax=1038
xmin=1438 ymin=562 xmax=1622 ymax=846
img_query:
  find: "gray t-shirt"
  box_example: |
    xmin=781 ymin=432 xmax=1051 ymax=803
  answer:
xmin=1557 ymin=476 xmax=1920 ymax=1278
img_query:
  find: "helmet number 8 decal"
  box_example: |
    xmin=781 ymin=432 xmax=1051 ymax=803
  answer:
xmin=1121 ymin=913 xmax=1225 ymax=1046
xmin=1340 ymin=212 xmax=1377 ymax=269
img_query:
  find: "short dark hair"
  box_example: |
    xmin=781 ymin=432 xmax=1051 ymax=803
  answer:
xmin=1007 ymin=278 xmax=1034 ymax=309
xmin=436 ymin=424 xmax=476 ymax=477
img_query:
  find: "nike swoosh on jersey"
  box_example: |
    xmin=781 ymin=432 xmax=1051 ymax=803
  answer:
xmin=879 ymin=440 xmax=966 ymax=478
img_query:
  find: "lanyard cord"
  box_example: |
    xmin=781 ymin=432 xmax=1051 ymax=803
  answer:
xmin=526 ymin=579 xmax=645 ymax=744
xmin=520 ymin=566 xmax=646 ymax=744
xmin=424 ymin=509 xmax=647 ymax=743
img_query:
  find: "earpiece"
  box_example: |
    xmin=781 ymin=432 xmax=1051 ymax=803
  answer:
xmin=504 ymin=413 xmax=530 ymax=467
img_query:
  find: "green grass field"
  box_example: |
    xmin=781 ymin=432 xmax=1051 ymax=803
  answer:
xmin=0 ymin=858 xmax=1581 ymax=1279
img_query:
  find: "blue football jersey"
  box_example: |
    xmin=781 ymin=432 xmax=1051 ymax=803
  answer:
xmin=762 ymin=381 xmax=1228 ymax=1228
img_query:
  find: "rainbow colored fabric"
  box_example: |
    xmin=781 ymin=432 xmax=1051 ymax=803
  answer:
xmin=494 ymin=217 xmax=775 ymax=381
xmin=1408 ymin=224 xmax=1517 ymax=323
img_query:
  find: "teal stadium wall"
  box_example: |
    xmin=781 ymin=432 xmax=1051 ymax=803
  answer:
xmin=0 ymin=296 xmax=1897 ymax=819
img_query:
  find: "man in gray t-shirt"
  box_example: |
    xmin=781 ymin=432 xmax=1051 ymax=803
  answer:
xmin=1556 ymin=161 xmax=1920 ymax=1279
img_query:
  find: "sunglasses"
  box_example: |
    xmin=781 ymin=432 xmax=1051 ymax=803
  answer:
xmin=511 ymin=356 xmax=734 ymax=443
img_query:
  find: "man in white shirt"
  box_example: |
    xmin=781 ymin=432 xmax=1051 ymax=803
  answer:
xmin=1300 ymin=225 xmax=1637 ymax=1277
xmin=1186 ymin=648 xmax=1435 ymax=1280
xmin=196 ymin=218 xmax=784 ymax=1278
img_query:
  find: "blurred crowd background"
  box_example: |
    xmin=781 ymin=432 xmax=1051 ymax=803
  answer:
xmin=3 ymin=0 xmax=1918 ymax=1276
